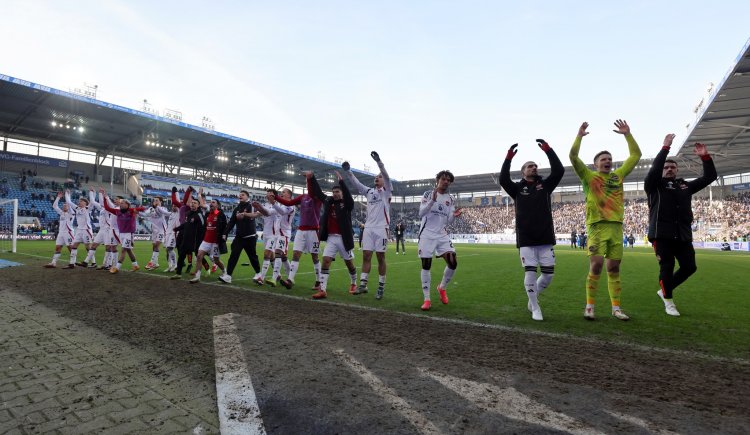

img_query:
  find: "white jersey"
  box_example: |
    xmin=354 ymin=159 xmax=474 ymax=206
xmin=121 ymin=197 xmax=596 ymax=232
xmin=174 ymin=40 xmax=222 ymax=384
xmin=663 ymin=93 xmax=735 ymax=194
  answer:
xmin=346 ymin=160 xmax=392 ymax=229
xmin=165 ymin=209 xmax=181 ymax=233
xmin=52 ymin=197 xmax=74 ymax=234
xmin=260 ymin=203 xmax=280 ymax=238
xmin=65 ymin=191 xmax=93 ymax=231
xmin=272 ymin=202 xmax=296 ymax=238
xmin=142 ymin=205 xmax=169 ymax=234
xmin=418 ymin=190 xmax=457 ymax=238
xmin=89 ymin=192 xmax=111 ymax=232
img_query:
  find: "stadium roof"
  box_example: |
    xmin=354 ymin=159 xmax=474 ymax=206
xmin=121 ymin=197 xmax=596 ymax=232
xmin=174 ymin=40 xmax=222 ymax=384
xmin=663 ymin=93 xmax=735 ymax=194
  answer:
xmin=0 ymin=73 xmax=377 ymax=190
xmin=1 ymin=36 xmax=749 ymax=198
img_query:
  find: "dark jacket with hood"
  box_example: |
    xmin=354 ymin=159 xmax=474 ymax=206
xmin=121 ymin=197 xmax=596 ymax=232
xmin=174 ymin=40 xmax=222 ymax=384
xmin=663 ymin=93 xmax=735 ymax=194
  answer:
xmin=310 ymin=174 xmax=355 ymax=251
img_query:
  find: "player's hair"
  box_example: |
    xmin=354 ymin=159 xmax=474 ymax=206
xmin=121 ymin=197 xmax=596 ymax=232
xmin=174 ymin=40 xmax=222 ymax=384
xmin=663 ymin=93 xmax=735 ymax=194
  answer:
xmin=154 ymin=196 xmax=163 ymax=203
xmin=594 ymin=150 xmax=612 ymax=163
xmin=331 ymin=184 xmax=342 ymax=191
xmin=80 ymin=197 xmax=89 ymax=205
xmin=240 ymin=190 xmax=249 ymax=196
xmin=521 ymin=161 xmax=536 ymax=172
xmin=435 ymin=170 xmax=455 ymax=183
xmin=665 ymin=159 xmax=678 ymax=167
xmin=115 ymin=196 xmax=124 ymax=200
xmin=281 ymin=188 xmax=292 ymax=196
xmin=213 ymin=199 xmax=222 ymax=208
xmin=267 ymin=188 xmax=278 ymax=196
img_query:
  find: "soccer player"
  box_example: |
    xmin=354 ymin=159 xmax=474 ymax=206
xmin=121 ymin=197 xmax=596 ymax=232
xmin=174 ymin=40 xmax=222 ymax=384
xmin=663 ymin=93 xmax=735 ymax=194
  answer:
xmin=100 ymin=188 xmax=146 ymax=272
xmin=417 ymin=170 xmax=462 ymax=311
xmin=395 ymin=220 xmax=406 ymax=255
xmin=142 ymin=196 xmax=170 ymax=270
xmin=308 ymin=170 xmax=358 ymax=299
xmin=171 ymin=185 xmax=198 ymax=272
xmin=273 ymin=172 xmax=323 ymax=290
xmin=343 ymin=152 xmax=392 ymax=299
xmin=88 ymin=188 xmax=118 ymax=269
xmin=220 ymin=190 xmax=261 ymax=284
xmin=190 ymin=198 xmax=228 ymax=283
xmin=170 ymin=196 xmax=206 ymax=279
xmin=162 ymin=200 xmax=181 ymax=272
xmin=269 ymin=188 xmax=296 ymax=288
xmin=570 ymin=120 xmax=642 ymax=321
xmin=500 ymin=139 xmax=565 ymax=321
xmin=645 ymin=137 xmax=717 ymax=316
xmin=44 ymin=192 xmax=74 ymax=268
xmin=251 ymin=190 xmax=281 ymax=286
xmin=64 ymin=189 xmax=94 ymax=269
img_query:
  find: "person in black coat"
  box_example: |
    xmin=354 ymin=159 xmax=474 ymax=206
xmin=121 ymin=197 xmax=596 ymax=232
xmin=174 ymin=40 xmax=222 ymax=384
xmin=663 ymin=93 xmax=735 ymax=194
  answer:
xmin=219 ymin=190 xmax=262 ymax=283
xmin=170 ymin=197 xmax=205 ymax=279
xmin=308 ymin=170 xmax=358 ymax=299
xmin=500 ymin=139 xmax=565 ymax=321
xmin=645 ymin=135 xmax=717 ymax=316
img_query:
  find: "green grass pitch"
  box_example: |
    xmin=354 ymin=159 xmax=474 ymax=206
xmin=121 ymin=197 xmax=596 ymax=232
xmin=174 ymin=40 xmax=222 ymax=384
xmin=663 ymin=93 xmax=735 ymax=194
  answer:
xmin=4 ymin=240 xmax=749 ymax=360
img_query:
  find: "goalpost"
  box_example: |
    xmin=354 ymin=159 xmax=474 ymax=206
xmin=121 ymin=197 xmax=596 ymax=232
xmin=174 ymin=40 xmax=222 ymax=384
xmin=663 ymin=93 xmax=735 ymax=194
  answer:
xmin=0 ymin=198 xmax=18 ymax=253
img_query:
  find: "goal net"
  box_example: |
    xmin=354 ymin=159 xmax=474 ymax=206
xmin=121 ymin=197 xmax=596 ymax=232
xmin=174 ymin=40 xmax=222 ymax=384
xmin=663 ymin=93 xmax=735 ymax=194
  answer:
xmin=0 ymin=198 xmax=18 ymax=253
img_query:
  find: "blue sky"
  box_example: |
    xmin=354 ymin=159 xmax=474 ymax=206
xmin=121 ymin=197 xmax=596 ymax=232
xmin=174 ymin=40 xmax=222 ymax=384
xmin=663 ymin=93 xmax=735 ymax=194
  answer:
xmin=2 ymin=1 xmax=749 ymax=180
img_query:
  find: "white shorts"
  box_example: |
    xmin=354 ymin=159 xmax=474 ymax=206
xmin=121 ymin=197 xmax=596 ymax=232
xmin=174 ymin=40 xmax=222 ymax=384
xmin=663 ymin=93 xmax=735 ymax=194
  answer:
xmin=263 ymin=235 xmax=278 ymax=251
xmin=362 ymin=227 xmax=389 ymax=252
xmin=107 ymin=229 xmax=121 ymax=247
xmin=273 ymin=236 xmax=289 ymax=255
xmin=151 ymin=229 xmax=165 ymax=244
xmin=73 ymin=229 xmax=93 ymax=245
xmin=519 ymin=245 xmax=556 ymax=268
xmin=120 ymin=232 xmax=134 ymax=249
xmin=55 ymin=229 xmax=73 ymax=247
xmin=198 ymin=241 xmax=220 ymax=258
xmin=418 ymin=235 xmax=455 ymax=258
xmin=292 ymin=230 xmax=320 ymax=254
xmin=164 ymin=231 xmax=176 ymax=249
xmin=322 ymin=234 xmax=354 ymax=261
xmin=93 ymin=228 xmax=109 ymax=245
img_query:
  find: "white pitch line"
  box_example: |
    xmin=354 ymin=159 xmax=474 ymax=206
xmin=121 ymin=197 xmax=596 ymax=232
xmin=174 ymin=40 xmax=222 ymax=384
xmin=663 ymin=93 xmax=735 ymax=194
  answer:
xmin=421 ymin=368 xmax=600 ymax=435
xmin=213 ymin=313 xmax=266 ymax=435
xmin=604 ymin=410 xmax=679 ymax=435
xmin=333 ymin=349 xmax=444 ymax=435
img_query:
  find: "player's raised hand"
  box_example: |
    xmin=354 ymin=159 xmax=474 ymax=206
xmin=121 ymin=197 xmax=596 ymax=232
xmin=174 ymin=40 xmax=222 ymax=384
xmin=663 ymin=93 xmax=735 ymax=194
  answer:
xmin=334 ymin=170 xmax=343 ymax=181
xmin=251 ymin=201 xmax=262 ymax=210
xmin=578 ymin=122 xmax=589 ymax=137
xmin=506 ymin=143 xmax=518 ymax=160
xmin=536 ymin=139 xmax=551 ymax=152
xmin=453 ymin=207 xmax=463 ymax=217
xmin=342 ymin=161 xmax=350 ymax=171
xmin=302 ymin=170 xmax=313 ymax=179
xmin=431 ymin=189 xmax=438 ymax=201
xmin=370 ymin=151 xmax=381 ymax=162
xmin=57 ymin=191 xmax=63 ymax=198
xmin=613 ymin=119 xmax=630 ymax=135
xmin=663 ymin=133 xmax=676 ymax=148
xmin=694 ymin=142 xmax=709 ymax=157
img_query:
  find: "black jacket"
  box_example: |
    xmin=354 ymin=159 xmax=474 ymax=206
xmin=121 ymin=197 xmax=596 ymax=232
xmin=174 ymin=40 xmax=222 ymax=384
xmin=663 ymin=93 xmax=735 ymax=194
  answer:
xmin=224 ymin=201 xmax=257 ymax=238
xmin=310 ymin=174 xmax=355 ymax=251
xmin=175 ymin=208 xmax=206 ymax=253
xmin=499 ymin=147 xmax=564 ymax=248
xmin=645 ymin=148 xmax=717 ymax=242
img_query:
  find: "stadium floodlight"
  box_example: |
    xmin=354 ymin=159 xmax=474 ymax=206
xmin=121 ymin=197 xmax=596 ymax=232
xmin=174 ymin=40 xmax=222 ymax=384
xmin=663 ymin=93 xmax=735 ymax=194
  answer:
xmin=179 ymin=147 xmax=183 ymax=152
xmin=51 ymin=121 xmax=57 ymax=127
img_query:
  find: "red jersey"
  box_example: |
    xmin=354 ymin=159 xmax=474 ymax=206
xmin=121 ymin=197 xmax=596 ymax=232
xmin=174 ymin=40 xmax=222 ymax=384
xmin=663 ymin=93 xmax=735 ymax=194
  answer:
xmin=327 ymin=202 xmax=340 ymax=235
xmin=204 ymin=209 xmax=219 ymax=243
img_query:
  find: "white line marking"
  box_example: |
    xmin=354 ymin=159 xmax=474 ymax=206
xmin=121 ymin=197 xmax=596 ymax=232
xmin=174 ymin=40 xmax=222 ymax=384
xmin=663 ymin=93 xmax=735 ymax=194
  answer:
xmin=604 ymin=410 xmax=679 ymax=435
xmin=334 ymin=349 xmax=444 ymax=435
xmin=213 ymin=313 xmax=266 ymax=435
xmin=421 ymin=368 xmax=599 ymax=435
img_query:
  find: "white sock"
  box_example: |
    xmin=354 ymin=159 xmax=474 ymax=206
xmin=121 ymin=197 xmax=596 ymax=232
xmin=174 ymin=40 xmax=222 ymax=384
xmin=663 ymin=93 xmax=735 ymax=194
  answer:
xmin=52 ymin=253 xmax=61 ymax=265
xmin=282 ymin=259 xmax=290 ymax=275
xmin=69 ymin=249 xmax=78 ymax=264
xmin=320 ymin=268 xmax=330 ymax=291
xmin=537 ymin=273 xmax=554 ymax=295
xmin=289 ymin=260 xmax=299 ymax=281
xmin=151 ymin=251 xmax=159 ymax=263
xmin=525 ymin=271 xmax=539 ymax=311
xmin=379 ymin=275 xmax=386 ymax=289
xmin=272 ymin=258 xmax=282 ymax=280
xmin=421 ymin=269 xmax=431 ymax=300
xmin=360 ymin=272 xmax=369 ymax=287
xmin=132 ymin=260 xmax=139 ymax=267
xmin=260 ymin=260 xmax=270 ymax=279
xmin=313 ymin=261 xmax=321 ymax=282
xmin=349 ymin=268 xmax=357 ymax=284
xmin=439 ymin=267 xmax=456 ymax=288
xmin=194 ymin=269 xmax=201 ymax=278
xmin=85 ymin=249 xmax=95 ymax=263
xmin=116 ymin=262 xmax=122 ymax=270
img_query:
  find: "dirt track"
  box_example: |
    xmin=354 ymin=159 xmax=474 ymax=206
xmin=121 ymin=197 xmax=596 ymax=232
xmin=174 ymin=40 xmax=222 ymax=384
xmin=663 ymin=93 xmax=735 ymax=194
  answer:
xmin=2 ymin=263 xmax=749 ymax=434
